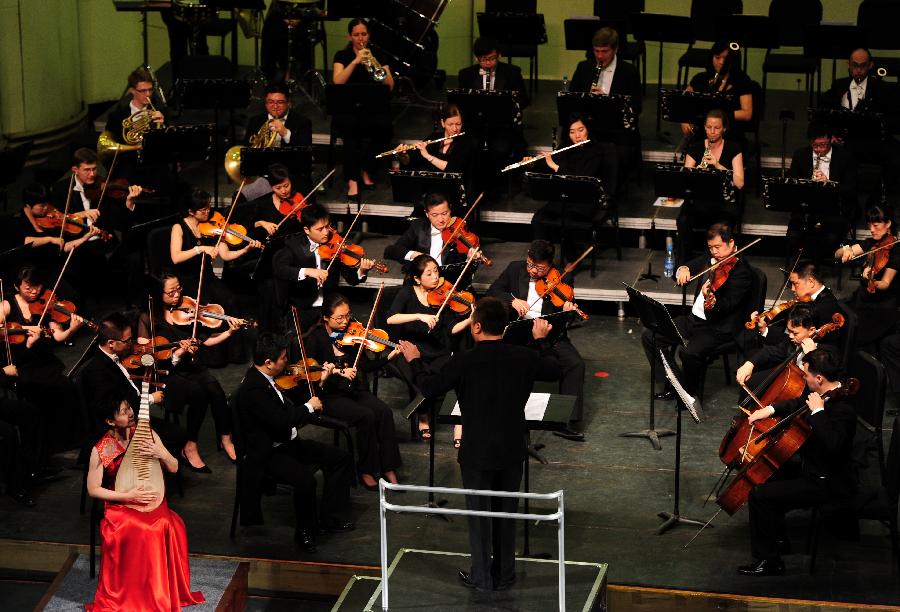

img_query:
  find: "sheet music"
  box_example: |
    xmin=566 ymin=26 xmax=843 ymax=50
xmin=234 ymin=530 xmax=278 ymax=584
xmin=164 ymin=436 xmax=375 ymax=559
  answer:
xmin=451 ymin=392 xmax=551 ymax=421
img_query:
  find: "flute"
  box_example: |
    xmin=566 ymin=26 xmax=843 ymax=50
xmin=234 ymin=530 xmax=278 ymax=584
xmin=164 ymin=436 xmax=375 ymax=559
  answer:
xmin=375 ymin=132 xmax=466 ymax=159
xmin=501 ymin=139 xmax=591 ymax=172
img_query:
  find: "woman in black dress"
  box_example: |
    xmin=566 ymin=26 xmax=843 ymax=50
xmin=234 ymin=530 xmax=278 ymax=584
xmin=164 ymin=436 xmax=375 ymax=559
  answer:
xmin=416 ymin=104 xmax=477 ymax=198
xmin=332 ymin=18 xmax=394 ymax=200
xmin=305 ymin=293 xmax=401 ymax=490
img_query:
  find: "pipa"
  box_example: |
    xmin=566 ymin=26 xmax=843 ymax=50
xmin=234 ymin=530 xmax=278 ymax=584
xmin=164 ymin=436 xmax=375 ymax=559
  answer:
xmin=114 ymin=374 xmax=165 ymax=512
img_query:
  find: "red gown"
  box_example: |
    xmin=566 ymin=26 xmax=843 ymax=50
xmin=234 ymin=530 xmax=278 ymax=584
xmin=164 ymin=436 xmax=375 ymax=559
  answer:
xmin=86 ymin=431 xmax=205 ymax=612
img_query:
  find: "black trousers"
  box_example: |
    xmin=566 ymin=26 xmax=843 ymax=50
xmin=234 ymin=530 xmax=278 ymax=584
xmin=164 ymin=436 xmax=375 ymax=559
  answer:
xmin=641 ymin=314 xmax=733 ymax=396
xmin=460 ymin=463 xmax=523 ymax=590
xmin=880 ymin=331 xmax=900 ymax=395
xmin=323 ymin=390 xmax=401 ymax=476
xmin=549 ymin=338 xmax=586 ymax=423
xmin=391 ymin=352 xmax=451 ymax=416
xmin=332 ymin=114 xmax=392 ymax=184
xmin=0 ymin=397 xmax=38 ymax=491
xmin=266 ymin=438 xmax=353 ymax=530
xmin=164 ymin=369 xmax=231 ymax=442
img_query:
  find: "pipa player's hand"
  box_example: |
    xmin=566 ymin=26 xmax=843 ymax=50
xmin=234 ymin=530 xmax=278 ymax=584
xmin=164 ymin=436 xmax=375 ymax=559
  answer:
xmin=138 ymin=436 xmax=168 ymax=460
xmin=126 ymin=484 xmax=158 ymax=506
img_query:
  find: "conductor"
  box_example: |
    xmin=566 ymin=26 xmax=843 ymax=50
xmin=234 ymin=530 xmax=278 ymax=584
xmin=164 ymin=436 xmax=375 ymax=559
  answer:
xmin=398 ymin=297 xmax=563 ymax=592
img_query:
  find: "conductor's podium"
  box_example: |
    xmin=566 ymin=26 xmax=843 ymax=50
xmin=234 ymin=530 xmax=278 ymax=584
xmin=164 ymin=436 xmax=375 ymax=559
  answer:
xmin=332 ymin=548 xmax=608 ymax=611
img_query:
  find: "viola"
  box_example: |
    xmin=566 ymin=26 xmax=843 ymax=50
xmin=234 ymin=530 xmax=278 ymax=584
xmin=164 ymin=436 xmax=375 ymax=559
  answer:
xmin=704 ymin=255 xmax=737 ymax=310
xmin=866 ymin=234 xmax=897 ymax=294
xmin=319 ymin=231 xmax=389 ymax=274
xmin=121 ymin=336 xmax=182 ymax=369
xmin=441 ymin=218 xmax=492 ymax=266
xmin=744 ymin=296 xmax=812 ymax=330
xmin=198 ymin=211 xmax=258 ymax=248
xmin=534 ymin=269 xmax=589 ymax=320
xmin=335 ymin=321 xmax=399 ymax=353
xmin=716 ymin=375 xmax=859 ymax=516
xmin=275 ymin=358 xmax=324 ymax=390
xmin=168 ymin=295 xmax=256 ymax=329
xmin=278 ymin=192 xmax=307 ymax=220
xmin=34 ymin=206 xmax=113 ymax=242
xmin=28 ymin=290 xmax=99 ymax=331
xmin=426 ymin=278 xmax=475 ymax=314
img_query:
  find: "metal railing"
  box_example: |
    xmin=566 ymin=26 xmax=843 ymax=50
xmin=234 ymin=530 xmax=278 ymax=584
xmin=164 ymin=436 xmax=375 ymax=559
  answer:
xmin=378 ymin=479 xmax=566 ymax=611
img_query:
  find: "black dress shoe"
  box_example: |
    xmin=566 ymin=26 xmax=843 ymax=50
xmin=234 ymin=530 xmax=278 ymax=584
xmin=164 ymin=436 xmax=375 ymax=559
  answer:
xmin=180 ymin=452 xmax=212 ymax=474
xmin=553 ymin=428 xmax=585 ymax=442
xmin=654 ymin=389 xmax=676 ymax=401
xmin=8 ymin=489 xmax=36 ymax=507
xmin=457 ymin=570 xmax=490 ymax=592
xmin=295 ymin=528 xmax=317 ymax=553
xmin=737 ymin=558 xmax=785 ymax=576
xmin=319 ymin=519 xmax=355 ymax=533
xmin=493 ymin=575 xmax=516 ymax=591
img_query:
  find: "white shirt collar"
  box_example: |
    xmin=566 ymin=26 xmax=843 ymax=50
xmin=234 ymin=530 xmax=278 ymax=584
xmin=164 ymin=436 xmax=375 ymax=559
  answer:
xmin=811 ymin=285 xmax=826 ymax=300
xmin=309 ymin=238 xmax=319 ymax=253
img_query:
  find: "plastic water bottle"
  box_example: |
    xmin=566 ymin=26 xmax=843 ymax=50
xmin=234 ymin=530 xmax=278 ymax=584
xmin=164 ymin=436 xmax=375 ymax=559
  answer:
xmin=664 ymin=245 xmax=675 ymax=279
xmin=561 ymin=75 xmax=569 ymax=92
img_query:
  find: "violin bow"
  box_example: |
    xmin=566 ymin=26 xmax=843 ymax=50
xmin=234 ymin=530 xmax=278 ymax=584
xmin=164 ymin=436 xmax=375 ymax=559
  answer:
xmin=686 ymin=238 xmax=762 ymax=284
xmin=437 ymin=192 xmax=484 ymax=260
xmin=769 ymin=248 xmax=803 ymax=309
xmin=353 ymin=283 xmax=385 ymax=370
xmin=434 ymin=255 xmax=477 ymax=321
xmin=36 ymin=248 xmax=76 ymax=329
xmin=95 ymin=148 xmax=120 ymax=217
xmin=847 ymin=236 xmax=898 ymax=262
xmin=291 ymin=306 xmax=315 ymax=398
xmin=524 ymin=246 xmax=594 ymax=315
xmin=57 ymin=174 xmax=76 ymax=250
xmin=324 ymin=203 xmax=366 ymax=274
xmin=272 ymin=169 xmax=336 ymax=236
xmin=0 ymin=279 xmax=12 ymax=368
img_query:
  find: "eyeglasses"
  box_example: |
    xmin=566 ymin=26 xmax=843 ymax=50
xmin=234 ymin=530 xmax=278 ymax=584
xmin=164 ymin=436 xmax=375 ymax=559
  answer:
xmin=163 ymin=286 xmax=182 ymax=297
xmin=134 ymin=87 xmax=154 ymax=94
xmin=525 ymin=261 xmax=550 ymax=273
xmin=477 ymin=54 xmax=499 ymax=62
xmin=329 ymin=313 xmax=352 ymax=322
xmin=266 ymin=99 xmax=289 ymax=105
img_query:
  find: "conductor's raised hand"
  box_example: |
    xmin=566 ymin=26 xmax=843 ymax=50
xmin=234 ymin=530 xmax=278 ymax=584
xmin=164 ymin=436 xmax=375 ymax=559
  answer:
xmin=531 ymin=317 xmax=552 ymax=340
xmin=398 ymin=340 xmax=421 ymax=362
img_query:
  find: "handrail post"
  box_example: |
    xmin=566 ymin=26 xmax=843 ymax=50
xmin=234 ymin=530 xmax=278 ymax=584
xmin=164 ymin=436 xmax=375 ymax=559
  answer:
xmin=380 ymin=480 xmax=389 ymax=610
xmin=558 ymin=489 xmax=566 ymax=611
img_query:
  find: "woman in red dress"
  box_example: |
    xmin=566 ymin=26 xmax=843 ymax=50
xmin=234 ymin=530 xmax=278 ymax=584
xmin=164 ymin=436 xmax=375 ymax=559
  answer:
xmin=86 ymin=396 xmax=205 ymax=611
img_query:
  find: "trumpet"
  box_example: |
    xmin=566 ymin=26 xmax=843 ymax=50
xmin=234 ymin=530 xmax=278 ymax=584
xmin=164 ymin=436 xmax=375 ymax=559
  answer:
xmin=361 ymin=45 xmax=387 ymax=82
xmin=501 ymin=139 xmax=590 ymax=172
xmin=375 ymin=132 xmax=466 ymax=159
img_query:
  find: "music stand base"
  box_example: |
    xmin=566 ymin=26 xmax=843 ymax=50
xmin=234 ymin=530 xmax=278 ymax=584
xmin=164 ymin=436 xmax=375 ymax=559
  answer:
xmin=527 ymin=443 xmax=549 ymax=465
xmin=414 ymin=499 xmax=451 ymax=522
xmin=656 ymin=511 xmax=709 ymax=535
xmin=638 ymin=261 xmax=661 ymax=283
xmin=619 ymin=428 xmax=675 ymax=451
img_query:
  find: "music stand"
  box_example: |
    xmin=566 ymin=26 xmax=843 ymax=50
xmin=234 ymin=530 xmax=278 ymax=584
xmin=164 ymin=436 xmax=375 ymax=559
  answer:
xmin=141 ymin=125 xmax=214 ymax=201
xmin=326 ymin=0 xmax=380 ymax=18
xmin=389 ymin=170 xmax=466 ymax=209
xmin=240 ymin=146 xmax=313 ymax=183
xmin=325 ymin=83 xmax=391 ymax=117
xmin=525 ymin=172 xmax=606 ymax=268
xmin=659 ymin=89 xmax=734 ymax=126
xmin=805 ymin=24 xmax=865 ymax=99
xmin=476 ymin=12 xmax=547 ymax=93
xmin=762 ymin=176 xmax=842 ymax=235
xmin=556 ymin=92 xmax=637 ymax=139
xmin=807 ymin=107 xmax=885 ymax=143
xmin=176 ymin=78 xmax=253 ymax=206
xmin=621 ymin=284 xmax=678 ymax=451
xmin=563 ymin=16 xmax=627 ymax=51
xmin=446 ymin=89 xmax=520 ymax=151
xmin=629 ymin=13 xmax=695 ymax=134
xmin=654 ymin=163 xmax=735 ymax=203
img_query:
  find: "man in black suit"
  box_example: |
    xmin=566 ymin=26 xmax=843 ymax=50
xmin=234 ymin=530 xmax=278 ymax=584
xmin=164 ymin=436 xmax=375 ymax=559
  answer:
xmin=78 ymin=313 xmax=184 ymax=455
xmin=486 ymin=239 xmax=586 ymax=438
xmin=642 ymin=223 xmax=753 ymax=398
xmin=244 ymin=83 xmax=313 ymax=150
xmin=738 ymin=346 xmax=857 ymax=576
xmin=272 ymin=202 xmax=373 ymax=331
xmin=398 ymin=297 xmax=562 ymax=592
xmin=457 ymin=37 xmax=530 ymax=108
xmin=786 ymin=122 xmax=858 ymax=262
xmin=236 ymin=333 xmax=353 ymax=553
xmin=104 ymin=68 xmax=167 ymax=186
xmin=383 ymin=193 xmax=472 ymax=284
xmin=569 ymin=27 xmax=642 ymax=186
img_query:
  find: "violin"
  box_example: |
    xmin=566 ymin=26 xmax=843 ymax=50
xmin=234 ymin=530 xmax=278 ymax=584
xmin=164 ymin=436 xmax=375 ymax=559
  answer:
xmin=275 ymin=358 xmax=324 ymax=390
xmin=441 ymin=218 xmax=492 ymax=266
xmin=168 ymin=295 xmax=256 ymax=329
xmin=319 ymin=231 xmax=389 ymax=274
xmin=82 ymin=177 xmax=153 ymax=205
xmin=703 ymin=256 xmax=737 ymax=310
xmin=198 ymin=211 xmax=259 ymax=248
xmin=744 ymin=296 xmax=812 ymax=330
xmin=121 ymin=336 xmax=182 ymax=369
xmin=278 ymin=192 xmax=307 ymax=220
xmin=865 ymin=234 xmax=897 ymax=293
xmin=335 ymin=321 xmax=399 ymax=353
xmin=426 ymin=278 xmax=475 ymax=314
xmin=0 ymin=322 xmax=52 ymax=344
xmin=28 ymin=290 xmax=99 ymax=331
xmin=534 ymin=269 xmax=589 ymax=320
xmin=34 ymin=206 xmax=113 ymax=241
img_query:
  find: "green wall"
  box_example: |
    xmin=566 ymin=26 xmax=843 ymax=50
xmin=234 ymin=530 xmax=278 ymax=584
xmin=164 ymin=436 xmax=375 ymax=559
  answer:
xmin=0 ymin=0 xmax=881 ymax=138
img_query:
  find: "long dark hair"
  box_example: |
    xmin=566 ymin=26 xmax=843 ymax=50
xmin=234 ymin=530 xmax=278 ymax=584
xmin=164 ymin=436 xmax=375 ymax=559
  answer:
xmin=345 ymin=18 xmax=368 ymax=49
xmin=406 ymin=254 xmax=439 ymax=285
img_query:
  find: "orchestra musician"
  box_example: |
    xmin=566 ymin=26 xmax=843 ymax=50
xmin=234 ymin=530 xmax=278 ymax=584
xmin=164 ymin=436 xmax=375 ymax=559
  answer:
xmin=677 ymin=109 xmax=744 ymax=263
xmin=530 ymin=115 xmax=618 ymax=255
xmin=0 ymin=364 xmax=39 ymax=506
xmin=785 ymin=122 xmax=857 ymax=262
xmin=457 ymin=37 xmax=530 ymax=106
xmin=642 ymin=223 xmax=752 ymax=399
xmin=103 ymin=68 xmax=166 ymax=185
xmin=415 ymin=104 xmax=477 ymax=199
xmin=680 ymin=40 xmax=753 ymax=144
xmin=247 ymin=163 xmax=304 ymax=242
xmin=738 ymin=346 xmax=857 ymax=577
xmin=260 ymin=1 xmax=322 ymax=84
xmin=304 ymin=293 xmax=402 ymax=491
xmin=486 ymin=240 xmax=586 ymax=439
xmin=332 ymin=18 xmax=394 ymax=200
xmin=271 ymin=202 xmax=374 ymax=332
xmin=386 ymin=254 xmax=473 ymax=439
xmin=396 ymin=297 xmax=562 ymax=592
xmin=235 ymin=333 xmax=354 ymax=554
xmin=835 ymin=203 xmax=899 ymax=349
xmin=244 ymin=83 xmax=313 ymax=152
xmin=383 ymin=192 xmax=474 ymax=285
xmin=85 ymin=394 xmax=205 ymax=611
xmin=136 ymin=272 xmax=241 ymax=472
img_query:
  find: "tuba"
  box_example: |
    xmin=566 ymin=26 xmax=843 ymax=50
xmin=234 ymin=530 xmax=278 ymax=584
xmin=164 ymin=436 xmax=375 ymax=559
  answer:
xmin=224 ymin=120 xmax=279 ymax=184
